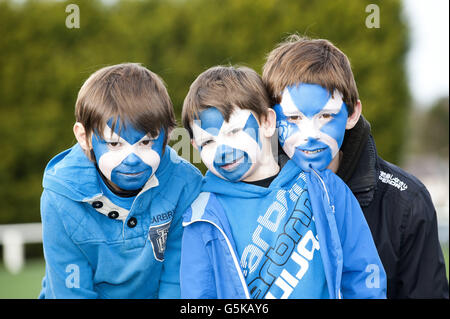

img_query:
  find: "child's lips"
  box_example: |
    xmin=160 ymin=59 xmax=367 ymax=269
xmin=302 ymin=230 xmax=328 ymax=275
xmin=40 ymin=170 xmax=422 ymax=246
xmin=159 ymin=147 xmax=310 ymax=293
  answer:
xmin=220 ymin=156 xmax=244 ymax=171
xmin=118 ymin=171 xmax=145 ymax=177
xmin=298 ymin=147 xmax=326 ymax=155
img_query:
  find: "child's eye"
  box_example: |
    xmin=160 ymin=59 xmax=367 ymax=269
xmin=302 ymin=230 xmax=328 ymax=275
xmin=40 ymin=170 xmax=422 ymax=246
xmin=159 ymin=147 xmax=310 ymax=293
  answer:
xmin=230 ymin=127 xmax=242 ymax=135
xmin=319 ymin=113 xmax=333 ymax=120
xmin=140 ymin=139 xmax=153 ymax=146
xmin=201 ymin=139 xmax=214 ymax=147
xmin=287 ymin=115 xmax=303 ymax=122
xmin=107 ymin=141 xmax=122 ymax=149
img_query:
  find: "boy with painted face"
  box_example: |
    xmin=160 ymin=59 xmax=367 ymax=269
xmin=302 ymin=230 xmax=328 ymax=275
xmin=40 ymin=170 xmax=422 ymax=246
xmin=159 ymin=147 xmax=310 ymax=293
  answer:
xmin=39 ymin=63 xmax=202 ymax=298
xmin=274 ymin=83 xmax=350 ymax=173
xmin=262 ymin=35 xmax=448 ymax=298
xmin=180 ymin=66 xmax=386 ymax=299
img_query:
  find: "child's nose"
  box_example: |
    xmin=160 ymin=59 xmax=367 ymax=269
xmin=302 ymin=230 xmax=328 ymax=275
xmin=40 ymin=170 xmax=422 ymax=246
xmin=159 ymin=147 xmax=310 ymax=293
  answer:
xmin=301 ymin=120 xmax=320 ymax=141
xmin=121 ymin=153 xmax=141 ymax=166
xmin=214 ymin=144 xmax=237 ymax=164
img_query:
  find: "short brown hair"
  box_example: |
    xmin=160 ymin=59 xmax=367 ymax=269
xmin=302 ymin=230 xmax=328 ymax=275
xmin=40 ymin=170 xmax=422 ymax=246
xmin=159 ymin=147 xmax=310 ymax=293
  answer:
xmin=182 ymin=65 xmax=271 ymax=138
xmin=262 ymin=35 xmax=359 ymax=115
xmin=75 ymin=63 xmax=176 ymax=147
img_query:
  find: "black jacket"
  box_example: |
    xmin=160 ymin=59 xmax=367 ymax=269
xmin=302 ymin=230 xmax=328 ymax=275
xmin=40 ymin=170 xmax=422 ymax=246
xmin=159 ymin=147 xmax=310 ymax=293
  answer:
xmin=337 ymin=116 xmax=449 ymax=299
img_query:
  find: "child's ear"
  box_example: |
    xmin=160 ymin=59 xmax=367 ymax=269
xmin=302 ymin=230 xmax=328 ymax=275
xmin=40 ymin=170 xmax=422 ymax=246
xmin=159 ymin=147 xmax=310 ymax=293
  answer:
xmin=260 ymin=108 xmax=277 ymax=138
xmin=346 ymin=100 xmax=362 ymax=130
xmin=73 ymin=122 xmax=92 ymax=151
xmin=191 ymin=139 xmax=198 ymax=151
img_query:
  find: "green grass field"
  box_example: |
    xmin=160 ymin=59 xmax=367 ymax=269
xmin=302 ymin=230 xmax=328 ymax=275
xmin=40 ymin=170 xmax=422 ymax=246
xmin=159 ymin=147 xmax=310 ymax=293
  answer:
xmin=0 ymin=246 xmax=448 ymax=299
xmin=0 ymin=259 xmax=44 ymax=299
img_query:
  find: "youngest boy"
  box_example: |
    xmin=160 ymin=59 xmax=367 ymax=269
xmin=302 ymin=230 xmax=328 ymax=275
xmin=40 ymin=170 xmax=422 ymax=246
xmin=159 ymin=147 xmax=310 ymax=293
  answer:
xmin=39 ymin=63 xmax=202 ymax=298
xmin=180 ymin=65 xmax=386 ymax=299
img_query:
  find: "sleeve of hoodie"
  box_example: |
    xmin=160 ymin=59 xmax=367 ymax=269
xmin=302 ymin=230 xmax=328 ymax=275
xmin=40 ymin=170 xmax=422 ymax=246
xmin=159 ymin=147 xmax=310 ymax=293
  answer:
xmin=395 ymin=187 xmax=449 ymax=299
xmin=180 ymin=221 xmax=217 ymax=299
xmin=330 ymin=172 xmax=387 ymax=299
xmin=157 ymin=164 xmax=203 ymax=299
xmin=39 ymin=190 xmax=98 ymax=299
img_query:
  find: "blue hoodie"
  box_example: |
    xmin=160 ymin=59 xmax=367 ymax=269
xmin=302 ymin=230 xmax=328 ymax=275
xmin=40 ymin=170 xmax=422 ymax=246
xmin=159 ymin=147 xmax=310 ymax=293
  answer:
xmin=180 ymin=159 xmax=386 ymax=299
xmin=39 ymin=144 xmax=202 ymax=299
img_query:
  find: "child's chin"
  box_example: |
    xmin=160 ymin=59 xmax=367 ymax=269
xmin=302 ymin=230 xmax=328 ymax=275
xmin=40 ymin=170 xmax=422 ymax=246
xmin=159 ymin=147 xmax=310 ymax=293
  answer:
xmin=217 ymin=172 xmax=242 ymax=183
xmin=213 ymin=169 xmax=245 ymax=183
xmin=291 ymin=150 xmax=331 ymax=172
xmin=114 ymin=176 xmax=148 ymax=191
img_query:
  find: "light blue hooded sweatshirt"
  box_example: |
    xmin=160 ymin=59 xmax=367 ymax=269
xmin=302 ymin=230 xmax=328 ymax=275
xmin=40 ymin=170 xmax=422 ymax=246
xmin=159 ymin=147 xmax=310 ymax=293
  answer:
xmin=180 ymin=159 xmax=386 ymax=299
xmin=39 ymin=144 xmax=202 ymax=299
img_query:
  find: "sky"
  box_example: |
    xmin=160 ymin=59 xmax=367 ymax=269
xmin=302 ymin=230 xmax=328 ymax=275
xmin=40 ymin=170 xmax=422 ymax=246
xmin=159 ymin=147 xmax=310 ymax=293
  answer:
xmin=403 ymin=0 xmax=449 ymax=107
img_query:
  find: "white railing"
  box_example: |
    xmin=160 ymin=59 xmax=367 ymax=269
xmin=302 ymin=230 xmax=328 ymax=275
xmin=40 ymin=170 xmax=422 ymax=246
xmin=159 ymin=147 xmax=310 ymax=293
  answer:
xmin=0 ymin=221 xmax=447 ymax=275
xmin=0 ymin=223 xmax=42 ymax=274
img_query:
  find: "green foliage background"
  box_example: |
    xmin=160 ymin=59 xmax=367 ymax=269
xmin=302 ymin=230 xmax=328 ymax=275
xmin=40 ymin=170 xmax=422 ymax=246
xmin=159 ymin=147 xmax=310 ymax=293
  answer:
xmin=0 ymin=0 xmax=410 ymax=224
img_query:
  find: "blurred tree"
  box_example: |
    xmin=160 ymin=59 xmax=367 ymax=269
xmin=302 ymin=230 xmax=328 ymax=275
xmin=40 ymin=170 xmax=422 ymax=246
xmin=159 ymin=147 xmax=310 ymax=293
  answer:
xmin=419 ymin=97 xmax=449 ymax=158
xmin=0 ymin=0 xmax=410 ymax=223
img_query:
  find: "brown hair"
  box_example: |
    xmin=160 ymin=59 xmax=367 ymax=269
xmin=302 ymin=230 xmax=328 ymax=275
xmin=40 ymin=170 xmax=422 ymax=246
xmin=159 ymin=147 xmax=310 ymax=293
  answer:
xmin=262 ymin=35 xmax=359 ymax=115
xmin=182 ymin=65 xmax=271 ymax=138
xmin=75 ymin=63 xmax=176 ymax=148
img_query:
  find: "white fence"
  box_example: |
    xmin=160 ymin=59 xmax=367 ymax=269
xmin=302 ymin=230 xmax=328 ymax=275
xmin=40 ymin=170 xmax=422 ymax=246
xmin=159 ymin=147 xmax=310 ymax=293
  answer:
xmin=0 ymin=221 xmax=448 ymax=274
xmin=0 ymin=223 xmax=42 ymax=274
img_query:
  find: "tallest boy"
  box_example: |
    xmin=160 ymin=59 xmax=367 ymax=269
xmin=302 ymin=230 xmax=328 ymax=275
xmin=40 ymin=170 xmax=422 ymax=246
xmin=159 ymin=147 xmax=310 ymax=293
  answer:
xmin=262 ymin=35 xmax=448 ymax=299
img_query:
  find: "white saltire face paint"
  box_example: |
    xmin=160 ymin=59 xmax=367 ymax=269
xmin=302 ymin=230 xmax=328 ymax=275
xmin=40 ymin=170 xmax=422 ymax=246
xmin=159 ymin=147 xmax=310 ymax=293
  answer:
xmin=191 ymin=107 xmax=262 ymax=182
xmin=91 ymin=118 xmax=164 ymax=191
xmin=274 ymin=83 xmax=348 ymax=172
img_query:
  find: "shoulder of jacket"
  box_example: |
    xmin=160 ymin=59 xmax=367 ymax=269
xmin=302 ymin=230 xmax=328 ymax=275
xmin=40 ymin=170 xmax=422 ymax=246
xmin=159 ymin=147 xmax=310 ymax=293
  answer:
xmin=151 ymin=160 xmax=203 ymax=212
xmin=183 ymin=192 xmax=213 ymax=223
xmin=183 ymin=192 xmax=229 ymax=226
xmin=376 ymin=157 xmax=429 ymax=197
xmin=161 ymin=149 xmax=202 ymax=183
xmin=41 ymin=189 xmax=88 ymax=238
xmin=376 ymin=158 xmax=437 ymax=222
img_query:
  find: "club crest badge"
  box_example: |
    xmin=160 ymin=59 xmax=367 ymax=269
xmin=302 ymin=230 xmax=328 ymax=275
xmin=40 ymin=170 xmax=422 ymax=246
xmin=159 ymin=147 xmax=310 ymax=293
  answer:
xmin=148 ymin=220 xmax=172 ymax=262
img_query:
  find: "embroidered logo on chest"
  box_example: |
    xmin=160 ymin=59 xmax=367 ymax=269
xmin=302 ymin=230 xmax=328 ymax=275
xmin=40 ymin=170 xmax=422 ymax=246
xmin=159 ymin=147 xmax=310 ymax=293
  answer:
xmin=148 ymin=219 xmax=172 ymax=262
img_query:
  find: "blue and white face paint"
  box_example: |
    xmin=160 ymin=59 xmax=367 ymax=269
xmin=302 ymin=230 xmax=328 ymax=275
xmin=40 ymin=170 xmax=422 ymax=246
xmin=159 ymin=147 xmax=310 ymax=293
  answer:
xmin=274 ymin=83 xmax=348 ymax=172
xmin=191 ymin=107 xmax=262 ymax=182
xmin=91 ymin=119 xmax=164 ymax=191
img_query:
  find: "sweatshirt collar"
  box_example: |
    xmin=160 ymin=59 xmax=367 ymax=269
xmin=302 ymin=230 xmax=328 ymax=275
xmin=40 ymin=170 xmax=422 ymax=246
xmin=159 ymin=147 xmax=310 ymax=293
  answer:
xmin=201 ymin=159 xmax=303 ymax=198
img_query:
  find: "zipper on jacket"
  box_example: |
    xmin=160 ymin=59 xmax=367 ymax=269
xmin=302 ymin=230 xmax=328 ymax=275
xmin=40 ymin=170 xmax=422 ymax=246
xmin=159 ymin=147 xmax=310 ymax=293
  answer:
xmin=310 ymin=167 xmax=335 ymax=213
xmin=311 ymin=167 xmax=344 ymax=299
xmin=183 ymin=219 xmax=251 ymax=299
